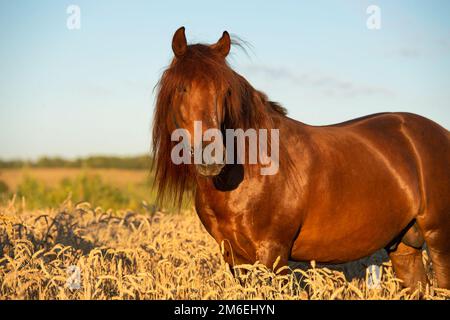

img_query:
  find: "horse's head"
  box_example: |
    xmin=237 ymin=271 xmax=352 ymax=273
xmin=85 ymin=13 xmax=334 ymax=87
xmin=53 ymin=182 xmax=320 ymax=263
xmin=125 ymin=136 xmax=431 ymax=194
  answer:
xmin=158 ymin=27 xmax=235 ymax=177
xmin=152 ymin=27 xmax=285 ymax=205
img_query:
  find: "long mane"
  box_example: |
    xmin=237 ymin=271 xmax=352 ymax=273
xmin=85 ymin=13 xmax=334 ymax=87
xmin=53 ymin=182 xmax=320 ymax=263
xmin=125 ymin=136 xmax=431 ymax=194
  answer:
xmin=152 ymin=43 xmax=287 ymax=206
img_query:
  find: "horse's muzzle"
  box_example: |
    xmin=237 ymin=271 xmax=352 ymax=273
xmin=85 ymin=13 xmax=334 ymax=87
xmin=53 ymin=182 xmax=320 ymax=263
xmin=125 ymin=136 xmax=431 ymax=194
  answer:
xmin=192 ymin=143 xmax=226 ymax=177
xmin=195 ymin=163 xmax=225 ymax=177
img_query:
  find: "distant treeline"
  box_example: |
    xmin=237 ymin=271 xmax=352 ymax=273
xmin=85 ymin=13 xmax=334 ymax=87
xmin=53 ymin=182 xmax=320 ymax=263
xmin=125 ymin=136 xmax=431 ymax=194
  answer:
xmin=0 ymin=155 xmax=153 ymax=170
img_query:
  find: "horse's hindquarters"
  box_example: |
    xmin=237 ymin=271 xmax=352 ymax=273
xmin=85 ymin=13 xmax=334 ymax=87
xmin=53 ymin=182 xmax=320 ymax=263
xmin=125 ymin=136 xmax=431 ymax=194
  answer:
xmin=401 ymin=114 xmax=450 ymax=289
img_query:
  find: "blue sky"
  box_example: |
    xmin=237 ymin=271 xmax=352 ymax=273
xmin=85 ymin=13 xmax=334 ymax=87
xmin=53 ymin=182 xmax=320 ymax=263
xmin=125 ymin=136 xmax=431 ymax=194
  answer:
xmin=0 ymin=0 xmax=449 ymax=159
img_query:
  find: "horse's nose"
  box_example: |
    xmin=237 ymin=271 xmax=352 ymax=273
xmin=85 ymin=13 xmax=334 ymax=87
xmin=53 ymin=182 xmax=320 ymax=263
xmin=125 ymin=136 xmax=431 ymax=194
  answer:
xmin=194 ymin=144 xmax=226 ymax=177
xmin=195 ymin=163 xmax=225 ymax=177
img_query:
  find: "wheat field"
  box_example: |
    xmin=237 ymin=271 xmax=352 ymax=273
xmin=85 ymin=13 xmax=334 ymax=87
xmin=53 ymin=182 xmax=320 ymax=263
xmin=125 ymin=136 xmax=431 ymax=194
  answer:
xmin=1 ymin=198 xmax=449 ymax=300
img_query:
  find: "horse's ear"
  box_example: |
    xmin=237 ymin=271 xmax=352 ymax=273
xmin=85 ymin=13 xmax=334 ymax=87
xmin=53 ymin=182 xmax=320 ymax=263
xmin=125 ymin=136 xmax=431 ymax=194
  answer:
xmin=211 ymin=31 xmax=231 ymax=58
xmin=172 ymin=26 xmax=187 ymax=57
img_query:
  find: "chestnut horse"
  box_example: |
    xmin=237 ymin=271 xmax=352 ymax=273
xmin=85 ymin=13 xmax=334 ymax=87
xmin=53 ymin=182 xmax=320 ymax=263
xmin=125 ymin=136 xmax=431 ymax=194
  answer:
xmin=152 ymin=27 xmax=450 ymax=289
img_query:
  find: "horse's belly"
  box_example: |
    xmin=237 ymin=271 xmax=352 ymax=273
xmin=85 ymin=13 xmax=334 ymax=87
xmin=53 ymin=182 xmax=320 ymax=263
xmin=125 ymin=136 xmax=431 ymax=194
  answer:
xmin=290 ymin=228 xmax=391 ymax=263
xmin=290 ymin=204 xmax=414 ymax=263
xmin=290 ymin=176 xmax=418 ymax=263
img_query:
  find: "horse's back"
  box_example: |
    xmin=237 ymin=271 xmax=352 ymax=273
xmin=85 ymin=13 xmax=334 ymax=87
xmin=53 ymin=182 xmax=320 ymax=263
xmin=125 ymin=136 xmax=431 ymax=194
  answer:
xmin=321 ymin=111 xmax=450 ymax=215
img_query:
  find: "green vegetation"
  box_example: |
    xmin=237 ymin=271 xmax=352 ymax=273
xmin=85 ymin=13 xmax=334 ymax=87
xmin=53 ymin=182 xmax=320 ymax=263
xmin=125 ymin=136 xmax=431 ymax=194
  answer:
xmin=0 ymin=180 xmax=8 ymax=204
xmin=0 ymin=180 xmax=8 ymax=194
xmin=15 ymin=174 xmax=132 ymax=210
xmin=0 ymin=155 xmax=152 ymax=170
xmin=0 ymin=155 xmax=192 ymax=212
xmin=1 ymin=171 xmax=191 ymax=212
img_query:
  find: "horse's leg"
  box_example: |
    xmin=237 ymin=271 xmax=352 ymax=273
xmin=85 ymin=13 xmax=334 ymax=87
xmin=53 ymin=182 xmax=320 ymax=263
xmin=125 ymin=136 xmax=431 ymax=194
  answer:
xmin=425 ymin=242 xmax=450 ymax=289
xmin=387 ymin=242 xmax=428 ymax=290
xmin=414 ymin=168 xmax=450 ymax=289
xmin=417 ymin=214 xmax=450 ymax=289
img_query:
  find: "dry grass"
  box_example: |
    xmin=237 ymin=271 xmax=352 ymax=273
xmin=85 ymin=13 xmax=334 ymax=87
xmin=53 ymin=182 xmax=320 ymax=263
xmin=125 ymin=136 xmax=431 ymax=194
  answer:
xmin=0 ymin=201 xmax=449 ymax=300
